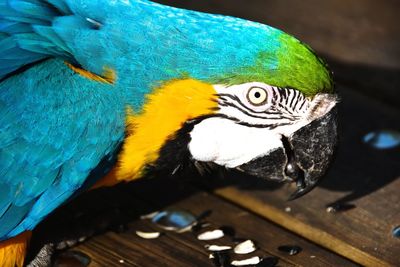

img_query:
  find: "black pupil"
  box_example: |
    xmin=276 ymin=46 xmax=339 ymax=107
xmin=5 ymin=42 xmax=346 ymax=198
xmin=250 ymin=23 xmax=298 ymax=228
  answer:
xmin=254 ymin=91 xmax=261 ymax=98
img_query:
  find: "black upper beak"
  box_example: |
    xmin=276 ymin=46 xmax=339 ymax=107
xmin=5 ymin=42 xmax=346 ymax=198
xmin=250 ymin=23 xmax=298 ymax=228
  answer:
xmin=287 ymin=106 xmax=338 ymax=200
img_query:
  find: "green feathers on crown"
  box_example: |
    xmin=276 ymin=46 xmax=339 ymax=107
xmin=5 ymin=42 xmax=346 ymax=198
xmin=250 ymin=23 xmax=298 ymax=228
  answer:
xmin=213 ymin=33 xmax=333 ymax=96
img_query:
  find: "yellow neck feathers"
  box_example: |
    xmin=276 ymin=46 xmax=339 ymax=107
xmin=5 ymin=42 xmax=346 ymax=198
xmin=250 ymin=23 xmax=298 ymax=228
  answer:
xmin=93 ymin=79 xmax=217 ymax=188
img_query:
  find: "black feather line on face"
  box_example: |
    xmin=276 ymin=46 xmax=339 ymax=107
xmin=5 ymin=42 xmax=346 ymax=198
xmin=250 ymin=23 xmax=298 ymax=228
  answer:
xmin=218 ymin=93 xmax=272 ymax=114
xmin=217 ymin=93 xmax=296 ymax=121
xmin=219 ymin=100 xmax=293 ymax=121
xmin=289 ymin=90 xmax=297 ymax=109
xmin=218 ymin=93 xmax=283 ymax=116
xmin=216 ymin=87 xmax=305 ymax=126
xmin=298 ymin=98 xmax=307 ymax=110
xmin=280 ymin=87 xmax=288 ymax=101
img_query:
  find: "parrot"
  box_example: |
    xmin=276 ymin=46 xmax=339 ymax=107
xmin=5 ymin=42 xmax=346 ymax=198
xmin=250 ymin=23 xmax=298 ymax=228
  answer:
xmin=0 ymin=0 xmax=338 ymax=266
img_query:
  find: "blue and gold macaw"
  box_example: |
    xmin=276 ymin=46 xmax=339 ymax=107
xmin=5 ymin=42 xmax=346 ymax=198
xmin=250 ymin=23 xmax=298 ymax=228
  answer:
xmin=0 ymin=0 xmax=338 ymax=266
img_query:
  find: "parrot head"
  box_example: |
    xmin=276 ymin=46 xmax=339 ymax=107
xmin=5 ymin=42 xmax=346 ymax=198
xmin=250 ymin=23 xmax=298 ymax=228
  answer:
xmin=107 ymin=3 xmax=338 ymax=200
xmin=186 ymin=82 xmax=337 ymax=199
xmin=128 ymin=39 xmax=338 ymax=200
xmin=158 ymin=38 xmax=336 ymax=200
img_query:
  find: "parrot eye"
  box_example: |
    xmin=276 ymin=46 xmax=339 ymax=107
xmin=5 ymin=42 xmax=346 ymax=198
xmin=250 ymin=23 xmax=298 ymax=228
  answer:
xmin=246 ymin=86 xmax=268 ymax=106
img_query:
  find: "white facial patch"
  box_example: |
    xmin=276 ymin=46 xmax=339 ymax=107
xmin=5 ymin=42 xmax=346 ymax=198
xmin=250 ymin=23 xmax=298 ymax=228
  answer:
xmin=188 ymin=117 xmax=283 ymax=168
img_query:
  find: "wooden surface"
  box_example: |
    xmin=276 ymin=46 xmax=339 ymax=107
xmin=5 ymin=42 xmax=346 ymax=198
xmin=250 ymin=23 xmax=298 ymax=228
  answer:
xmin=68 ymin=179 xmax=357 ymax=267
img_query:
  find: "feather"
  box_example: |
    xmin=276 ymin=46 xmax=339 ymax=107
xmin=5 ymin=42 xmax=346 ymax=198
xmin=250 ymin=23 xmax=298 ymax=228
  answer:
xmin=46 ymin=0 xmax=71 ymax=14
xmin=0 ymin=59 xmax=125 ymax=240
xmin=8 ymin=0 xmax=59 ymax=21
xmin=0 ymin=185 xmax=11 ymax=218
xmin=0 ymin=20 xmax=31 ymax=34
xmin=0 ymin=201 xmax=34 ymax=238
xmin=33 ymin=25 xmax=72 ymax=54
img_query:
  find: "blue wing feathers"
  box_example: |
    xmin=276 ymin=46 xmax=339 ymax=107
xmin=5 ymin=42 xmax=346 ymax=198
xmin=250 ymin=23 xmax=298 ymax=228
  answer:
xmin=0 ymin=0 xmax=71 ymax=79
xmin=0 ymin=20 xmax=32 ymax=34
xmin=46 ymin=0 xmax=70 ymax=14
xmin=0 ymin=194 xmax=11 ymax=218
xmin=2 ymin=0 xmax=280 ymax=82
xmin=33 ymin=25 xmax=73 ymax=54
xmin=0 ymin=200 xmax=35 ymax=237
xmin=0 ymin=59 xmax=125 ymax=240
xmin=8 ymin=0 xmax=59 ymax=20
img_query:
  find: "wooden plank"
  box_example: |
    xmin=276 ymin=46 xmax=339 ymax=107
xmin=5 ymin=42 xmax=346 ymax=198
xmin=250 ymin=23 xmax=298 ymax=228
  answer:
xmin=62 ymin=195 xmax=214 ymax=266
xmin=125 ymin=178 xmax=357 ymax=266
xmin=199 ymin=86 xmax=400 ymax=267
xmin=42 ymin=177 xmax=357 ymax=267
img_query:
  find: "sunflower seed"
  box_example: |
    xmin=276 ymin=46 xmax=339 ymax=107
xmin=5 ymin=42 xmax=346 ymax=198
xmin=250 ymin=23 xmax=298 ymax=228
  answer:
xmin=198 ymin=229 xmax=224 ymax=240
xmin=233 ymin=240 xmax=256 ymax=254
xmin=231 ymin=256 xmax=261 ymax=266
xmin=135 ymin=231 xmax=161 ymax=239
xmin=205 ymin=245 xmax=232 ymax=251
xmin=140 ymin=211 xmax=160 ymax=220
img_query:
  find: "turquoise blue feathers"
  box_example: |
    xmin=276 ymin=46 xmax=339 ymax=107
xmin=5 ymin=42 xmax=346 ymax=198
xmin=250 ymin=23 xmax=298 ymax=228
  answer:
xmin=0 ymin=60 xmax=124 ymax=239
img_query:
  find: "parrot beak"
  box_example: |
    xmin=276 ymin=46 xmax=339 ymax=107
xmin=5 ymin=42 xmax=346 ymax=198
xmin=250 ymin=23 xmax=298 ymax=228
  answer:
xmin=237 ymin=106 xmax=338 ymax=200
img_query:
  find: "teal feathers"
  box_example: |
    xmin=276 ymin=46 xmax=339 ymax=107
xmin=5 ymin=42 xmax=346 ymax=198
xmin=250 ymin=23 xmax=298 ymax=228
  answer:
xmin=0 ymin=60 xmax=124 ymax=239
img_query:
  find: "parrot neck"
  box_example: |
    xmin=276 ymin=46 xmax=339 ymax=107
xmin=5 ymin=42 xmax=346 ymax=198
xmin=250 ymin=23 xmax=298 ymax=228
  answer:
xmin=93 ymin=79 xmax=217 ymax=188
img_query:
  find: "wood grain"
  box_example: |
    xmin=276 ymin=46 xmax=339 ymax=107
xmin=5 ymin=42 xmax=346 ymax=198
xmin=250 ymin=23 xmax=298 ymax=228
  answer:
xmin=128 ymin=179 xmax=356 ymax=266
xmin=67 ymin=178 xmax=357 ymax=267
